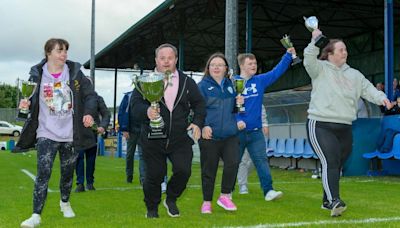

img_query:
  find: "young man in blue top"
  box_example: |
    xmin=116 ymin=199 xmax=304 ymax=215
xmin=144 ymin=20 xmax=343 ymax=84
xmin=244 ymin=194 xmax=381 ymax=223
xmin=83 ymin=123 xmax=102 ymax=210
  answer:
xmin=235 ymin=47 xmax=296 ymax=201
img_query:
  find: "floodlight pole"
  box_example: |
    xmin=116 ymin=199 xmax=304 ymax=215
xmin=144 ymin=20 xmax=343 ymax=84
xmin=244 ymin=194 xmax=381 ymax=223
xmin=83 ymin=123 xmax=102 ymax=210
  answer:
xmin=90 ymin=0 xmax=96 ymax=88
xmin=246 ymin=0 xmax=253 ymax=53
xmin=384 ymin=0 xmax=394 ymax=100
xmin=225 ymin=0 xmax=238 ymax=74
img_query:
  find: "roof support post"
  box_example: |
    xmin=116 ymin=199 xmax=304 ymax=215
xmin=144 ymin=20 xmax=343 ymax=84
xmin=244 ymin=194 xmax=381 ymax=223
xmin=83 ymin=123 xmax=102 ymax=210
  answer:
xmin=113 ymin=67 xmax=118 ymax=130
xmin=90 ymin=0 xmax=96 ymax=88
xmin=179 ymin=33 xmax=185 ymax=71
xmin=384 ymin=0 xmax=394 ymax=100
xmin=225 ymin=0 xmax=239 ymax=74
xmin=246 ymin=0 xmax=253 ymax=53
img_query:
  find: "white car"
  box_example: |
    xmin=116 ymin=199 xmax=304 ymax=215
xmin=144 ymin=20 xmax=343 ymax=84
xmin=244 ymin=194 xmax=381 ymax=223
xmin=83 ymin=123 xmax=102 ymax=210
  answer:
xmin=0 ymin=121 xmax=23 ymax=137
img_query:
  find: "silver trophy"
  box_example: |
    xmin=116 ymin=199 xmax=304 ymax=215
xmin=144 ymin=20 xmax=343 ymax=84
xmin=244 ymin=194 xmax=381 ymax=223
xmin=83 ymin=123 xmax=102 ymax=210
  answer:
xmin=228 ymin=69 xmax=246 ymax=113
xmin=304 ymin=16 xmax=329 ymax=48
xmin=132 ymin=72 xmax=167 ymax=139
xmin=280 ymin=34 xmax=302 ymax=66
xmin=17 ymin=80 xmax=37 ymax=120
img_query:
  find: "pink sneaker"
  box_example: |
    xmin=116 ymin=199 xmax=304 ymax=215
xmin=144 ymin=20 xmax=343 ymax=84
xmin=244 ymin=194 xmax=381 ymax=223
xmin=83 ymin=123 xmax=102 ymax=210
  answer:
xmin=201 ymin=201 xmax=212 ymax=214
xmin=217 ymin=195 xmax=237 ymax=211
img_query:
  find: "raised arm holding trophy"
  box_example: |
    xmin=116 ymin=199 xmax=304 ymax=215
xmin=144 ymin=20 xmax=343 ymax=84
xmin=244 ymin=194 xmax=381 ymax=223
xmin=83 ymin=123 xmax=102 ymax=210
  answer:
xmin=304 ymin=16 xmax=329 ymax=49
xmin=280 ymin=34 xmax=302 ymax=65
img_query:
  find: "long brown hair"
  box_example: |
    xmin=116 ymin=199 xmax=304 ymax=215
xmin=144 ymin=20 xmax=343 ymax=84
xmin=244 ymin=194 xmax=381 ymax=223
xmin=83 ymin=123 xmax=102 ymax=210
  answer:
xmin=203 ymin=52 xmax=229 ymax=78
xmin=319 ymin=39 xmax=343 ymax=60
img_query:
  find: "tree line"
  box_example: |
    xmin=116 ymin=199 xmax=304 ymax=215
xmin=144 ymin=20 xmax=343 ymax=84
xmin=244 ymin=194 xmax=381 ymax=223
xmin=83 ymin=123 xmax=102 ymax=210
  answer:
xmin=0 ymin=83 xmax=19 ymax=108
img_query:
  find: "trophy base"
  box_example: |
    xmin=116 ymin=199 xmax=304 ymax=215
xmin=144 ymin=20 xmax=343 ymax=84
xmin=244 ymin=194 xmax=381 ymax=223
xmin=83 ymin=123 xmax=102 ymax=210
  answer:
xmin=147 ymin=127 xmax=167 ymax=140
xmin=17 ymin=111 xmax=29 ymax=121
xmin=315 ymin=35 xmax=329 ymax=49
xmin=291 ymin=57 xmax=302 ymax=66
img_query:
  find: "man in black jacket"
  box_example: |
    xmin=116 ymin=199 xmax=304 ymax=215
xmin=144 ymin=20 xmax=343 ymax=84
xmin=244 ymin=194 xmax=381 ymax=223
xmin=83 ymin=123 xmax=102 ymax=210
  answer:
xmin=132 ymin=43 xmax=205 ymax=218
xmin=75 ymin=93 xmax=111 ymax=192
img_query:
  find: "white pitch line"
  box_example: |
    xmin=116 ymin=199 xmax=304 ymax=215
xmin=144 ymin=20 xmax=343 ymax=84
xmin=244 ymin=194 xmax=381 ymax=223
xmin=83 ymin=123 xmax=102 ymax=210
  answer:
xmin=21 ymin=169 xmax=55 ymax=192
xmin=221 ymin=217 xmax=400 ymax=228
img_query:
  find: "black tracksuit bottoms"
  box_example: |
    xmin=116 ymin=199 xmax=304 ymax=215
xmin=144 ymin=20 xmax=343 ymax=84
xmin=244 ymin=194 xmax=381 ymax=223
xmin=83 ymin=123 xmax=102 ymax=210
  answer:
xmin=306 ymin=119 xmax=352 ymax=203
xmin=199 ymin=136 xmax=240 ymax=201
xmin=141 ymin=139 xmax=193 ymax=211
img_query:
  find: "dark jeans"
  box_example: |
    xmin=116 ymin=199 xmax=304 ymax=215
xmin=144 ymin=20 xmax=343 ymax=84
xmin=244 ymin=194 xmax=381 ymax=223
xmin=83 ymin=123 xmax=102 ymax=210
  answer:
xmin=126 ymin=132 xmax=145 ymax=183
xmin=141 ymin=138 xmax=193 ymax=211
xmin=75 ymin=145 xmax=97 ymax=185
xmin=306 ymin=119 xmax=352 ymax=203
xmin=199 ymin=136 xmax=240 ymax=201
xmin=33 ymin=137 xmax=77 ymax=214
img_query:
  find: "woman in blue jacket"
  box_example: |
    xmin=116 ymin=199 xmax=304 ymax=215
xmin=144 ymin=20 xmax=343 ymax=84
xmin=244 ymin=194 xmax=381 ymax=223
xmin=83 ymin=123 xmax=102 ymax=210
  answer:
xmin=198 ymin=53 xmax=243 ymax=214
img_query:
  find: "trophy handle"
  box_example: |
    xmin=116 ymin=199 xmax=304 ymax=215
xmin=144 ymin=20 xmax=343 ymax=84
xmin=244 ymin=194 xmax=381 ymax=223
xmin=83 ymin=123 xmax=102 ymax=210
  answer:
xmin=28 ymin=83 xmax=38 ymax=99
xmin=131 ymin=75 xmax=147 ymax=99
xmin=164 ymin=70 xmax=173 ymax=91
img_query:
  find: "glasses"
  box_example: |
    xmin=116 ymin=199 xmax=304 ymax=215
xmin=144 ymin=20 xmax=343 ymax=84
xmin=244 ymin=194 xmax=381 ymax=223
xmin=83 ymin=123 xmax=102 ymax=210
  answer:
xmin=209 ymin=64 xmax=226 ymax=68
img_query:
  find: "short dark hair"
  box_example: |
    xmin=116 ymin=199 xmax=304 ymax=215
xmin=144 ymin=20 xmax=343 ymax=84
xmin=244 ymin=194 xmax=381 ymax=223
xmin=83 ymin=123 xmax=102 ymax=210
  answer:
xmin=237 ymin=53 xmax=256 ymax=66
xmin=319 ymin=39 xmax=343 ymax=60
xmin=44 ymin=38 xmax=69 ymax=60
xmin=203 ymin=52 xmax=229 ymax=78
xmin=155 ymin=43 xmax=178 ymax=58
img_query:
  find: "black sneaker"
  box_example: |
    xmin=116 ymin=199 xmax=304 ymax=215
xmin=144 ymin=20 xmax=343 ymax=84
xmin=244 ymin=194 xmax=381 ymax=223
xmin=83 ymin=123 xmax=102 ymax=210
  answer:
xmin=86 ymin=183 xmax=96 ymax=191
xmin=127 ymin=176 xmax=133 ymax=183
xmin=163 ymin=199 xmax=180 ymax=217
xmin=330 ymin=199 xmax=347 ymax=217
xmin=145 ymin=210 xmax=159 ymax=218
xmin=75 ymin=184 xmax=85 ymax=193
xmin=321 ymin=201 xmax=332 ymax=210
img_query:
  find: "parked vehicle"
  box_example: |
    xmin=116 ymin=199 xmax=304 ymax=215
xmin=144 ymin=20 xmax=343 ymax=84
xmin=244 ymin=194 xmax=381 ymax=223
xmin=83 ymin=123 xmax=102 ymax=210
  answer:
xmin=0 ymin=121 xmax=22 ymax=137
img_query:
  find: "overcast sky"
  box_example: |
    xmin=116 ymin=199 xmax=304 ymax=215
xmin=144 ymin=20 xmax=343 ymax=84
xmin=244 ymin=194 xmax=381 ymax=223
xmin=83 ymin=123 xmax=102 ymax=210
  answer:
xmin=0 ymin=0 xmax=164 ymax=107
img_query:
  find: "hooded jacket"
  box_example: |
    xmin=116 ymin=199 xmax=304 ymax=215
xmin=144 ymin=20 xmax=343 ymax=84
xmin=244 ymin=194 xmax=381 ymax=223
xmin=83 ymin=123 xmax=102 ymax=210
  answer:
xmin=304 ymin=41 xmax=387 ymax=125
xmin=198 ymin=76 xmax=238 ymax=139
xmin=95 ymin=94 xmax=111 ymax=130
xmin=131 ymin=70 xmax=205 ymax=150
xmin=235 ymin=52 xmax=292 ymax=130
xmin=118 ymin=91 xmax=141 ymax=134
xmin=15 ymin=59 xmax=98 ymax=151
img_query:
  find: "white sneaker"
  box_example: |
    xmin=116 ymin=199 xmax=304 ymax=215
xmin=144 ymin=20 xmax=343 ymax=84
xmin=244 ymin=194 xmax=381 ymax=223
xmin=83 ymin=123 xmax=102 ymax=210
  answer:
xmin=60 ymin=201 xmax=75 ymax=218
xmin=265 ymin=190 xmax=283 ymax=201
xmin=161 ymin=182 xmax=167 ymax=193
xmin=239 ymin=185 xmax=249 ymax=194
xmin=20 ymin=213 xmax=41 ymax=228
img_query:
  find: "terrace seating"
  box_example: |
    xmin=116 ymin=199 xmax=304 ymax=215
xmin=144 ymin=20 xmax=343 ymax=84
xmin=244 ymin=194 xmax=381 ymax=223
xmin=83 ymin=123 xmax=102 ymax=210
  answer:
xmin=303 ymin=141 xmax=318 ymax=159
xmin=363 ymin=134 xmax=400 ymax=160
xmin=265 ymin=137 xmax=319 ymax=161
xmin=273 ymin=139 xmax=287 ymax=157
xmin=283 ymin=138 xmax=295 ymax=158
xmin=292 ymin=138 xmax=305 ymax=159
xmin=362 ymin=132 xmax=400 ymax=176
xmin=267 ymin=138 xmax=278 ymax=157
